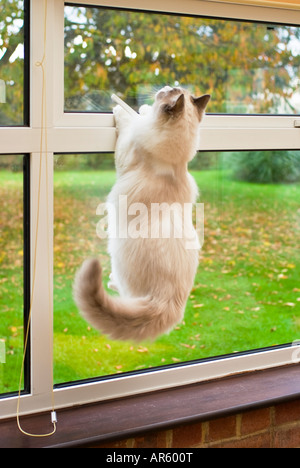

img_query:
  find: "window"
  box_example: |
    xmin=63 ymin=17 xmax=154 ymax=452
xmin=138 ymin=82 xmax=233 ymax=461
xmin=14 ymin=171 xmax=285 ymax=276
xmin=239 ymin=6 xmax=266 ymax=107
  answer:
xmin=0 ymin=0 xmax=28 ymax=126
xmin=53 ymin=151 xmax=300 ymax=386
xmin=0 ymin=0 xmax=299 ymax=421
xmin=0 ymin=154 xmax=29 ymax=395
xmin=64 ymin=5 xmax=300 ymax=114
xmin=53 ymin=153 xmax=116 ymax=384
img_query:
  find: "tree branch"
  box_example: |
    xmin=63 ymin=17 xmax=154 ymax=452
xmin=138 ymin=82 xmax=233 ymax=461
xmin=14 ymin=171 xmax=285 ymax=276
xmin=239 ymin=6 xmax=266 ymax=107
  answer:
xmin=0 ymin=25 xmax=24 ymax=68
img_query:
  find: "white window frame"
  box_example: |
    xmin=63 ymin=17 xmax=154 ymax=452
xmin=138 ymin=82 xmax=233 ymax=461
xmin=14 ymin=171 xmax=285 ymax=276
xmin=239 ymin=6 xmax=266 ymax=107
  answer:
xmin=0 ymin=0 xmax=299 ymax=420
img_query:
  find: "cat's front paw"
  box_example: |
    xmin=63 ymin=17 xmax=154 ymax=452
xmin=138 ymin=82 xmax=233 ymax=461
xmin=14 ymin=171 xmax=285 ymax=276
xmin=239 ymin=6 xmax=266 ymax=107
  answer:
xmin=113 ymin=104 xmax=124 ymax=117
xmin=139 ymin=104 xmax=151 ymax=116
xmin=113 ymin=105 xmax=131 ymax=132
xmin=113 ymin=104 xmax=129 ymax=121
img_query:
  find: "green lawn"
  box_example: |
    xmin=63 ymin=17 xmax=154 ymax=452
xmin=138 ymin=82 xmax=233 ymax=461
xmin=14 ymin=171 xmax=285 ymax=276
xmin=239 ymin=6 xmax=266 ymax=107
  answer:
xmin=0 ymin=169 xmax=25 ymax=394
xmin=0 ymin=167 xmax=299 ymax=393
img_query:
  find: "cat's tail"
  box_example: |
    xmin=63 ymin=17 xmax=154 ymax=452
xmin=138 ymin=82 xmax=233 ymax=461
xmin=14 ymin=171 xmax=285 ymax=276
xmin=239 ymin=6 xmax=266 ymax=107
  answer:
xmin=73 ymin=258 xmax=183 ymax=342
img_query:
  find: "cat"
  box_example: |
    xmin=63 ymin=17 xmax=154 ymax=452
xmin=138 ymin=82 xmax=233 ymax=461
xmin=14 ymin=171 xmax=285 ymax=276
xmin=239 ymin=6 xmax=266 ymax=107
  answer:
xmin=74 ymin=86 xmax=210 ymax=342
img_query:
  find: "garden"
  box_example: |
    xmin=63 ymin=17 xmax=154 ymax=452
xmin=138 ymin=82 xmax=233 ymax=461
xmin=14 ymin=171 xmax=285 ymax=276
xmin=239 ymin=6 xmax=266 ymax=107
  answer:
xmin=1 ymin=152 xmax=299 ymax=393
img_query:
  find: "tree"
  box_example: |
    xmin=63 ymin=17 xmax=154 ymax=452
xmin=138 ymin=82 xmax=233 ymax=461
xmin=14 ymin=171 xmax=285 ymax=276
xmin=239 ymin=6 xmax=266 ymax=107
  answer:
xmin=231 ymin=150 xmax=300 ymax=184
xmin=64 ymin=7 xmax=300 ymax=114
xmin=0 ymin=0 xmax=25 ymax=125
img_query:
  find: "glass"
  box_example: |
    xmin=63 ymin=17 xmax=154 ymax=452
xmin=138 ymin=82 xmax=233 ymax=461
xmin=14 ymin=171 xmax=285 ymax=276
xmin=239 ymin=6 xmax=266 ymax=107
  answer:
xmin=64 ymin=5 xmax=300 ymax=115
xmin=53 ymin=151 xmax=300 ymax=386
xmin=0 ymin=0 xmax=27 ymax=126
xmin=0 ymin=155 xmax=28 ymax=395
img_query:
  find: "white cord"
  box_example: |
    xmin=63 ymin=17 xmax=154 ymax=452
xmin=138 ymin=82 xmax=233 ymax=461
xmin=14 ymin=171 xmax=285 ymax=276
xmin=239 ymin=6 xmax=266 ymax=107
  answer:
xmin=16 ymin=0 xmax=57 ymax=438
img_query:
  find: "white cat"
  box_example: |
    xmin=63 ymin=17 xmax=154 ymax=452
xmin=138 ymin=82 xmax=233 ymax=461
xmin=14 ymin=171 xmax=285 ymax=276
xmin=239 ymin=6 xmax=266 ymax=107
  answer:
xmin=74 ymin=86 xmax=210 ymax=341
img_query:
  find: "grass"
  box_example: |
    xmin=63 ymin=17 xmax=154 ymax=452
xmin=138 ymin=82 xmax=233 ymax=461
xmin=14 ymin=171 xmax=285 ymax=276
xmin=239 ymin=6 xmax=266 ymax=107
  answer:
xmin=0 ymin=168 xmax=25 ymax=394
xmin=0 ymin=166 xmax=300 ymax=393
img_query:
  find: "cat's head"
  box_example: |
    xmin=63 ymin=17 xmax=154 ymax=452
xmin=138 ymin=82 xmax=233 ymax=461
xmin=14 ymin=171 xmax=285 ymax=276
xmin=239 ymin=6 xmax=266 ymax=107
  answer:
xmin=153 ymin=86 xmax=210 ymax=124
xmin=135 ymin=86 xmax=210 ymax=166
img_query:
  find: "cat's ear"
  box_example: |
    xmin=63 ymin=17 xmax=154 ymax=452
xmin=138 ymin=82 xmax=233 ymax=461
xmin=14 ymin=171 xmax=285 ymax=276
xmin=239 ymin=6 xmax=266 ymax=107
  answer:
xmin=163 ymin=93 xmax=185 ymax=117
xmin=192 ymin=94 xmax=211 ymax=117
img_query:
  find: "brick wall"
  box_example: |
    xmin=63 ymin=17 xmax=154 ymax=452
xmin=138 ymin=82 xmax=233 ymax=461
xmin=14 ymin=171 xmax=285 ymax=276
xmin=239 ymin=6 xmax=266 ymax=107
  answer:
xmin=94 ymin=399 xmax=300 ymax=448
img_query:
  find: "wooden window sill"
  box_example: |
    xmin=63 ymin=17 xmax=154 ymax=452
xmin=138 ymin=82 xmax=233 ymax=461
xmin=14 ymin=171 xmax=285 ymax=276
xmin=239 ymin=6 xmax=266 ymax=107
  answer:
xmin=0 ymin=364 xmax=299 ymax=448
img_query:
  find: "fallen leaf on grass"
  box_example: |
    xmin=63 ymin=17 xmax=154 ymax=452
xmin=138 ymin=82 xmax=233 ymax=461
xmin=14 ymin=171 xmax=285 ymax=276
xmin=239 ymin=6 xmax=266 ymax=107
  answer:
xmin=278 ymin=274 xmax=288 ymax=280
xmin=137 ymin=346 xmax=149 ymax=353
xmin=180 ymin=343 xmax=196 ymax=349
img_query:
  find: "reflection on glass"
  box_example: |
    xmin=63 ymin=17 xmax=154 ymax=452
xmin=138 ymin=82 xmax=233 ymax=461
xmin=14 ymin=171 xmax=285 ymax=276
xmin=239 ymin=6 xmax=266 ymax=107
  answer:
xmin=0 ymin=155 xmax=25 ymax=394
xmin=0 ymin=0 xmax=26 ymax=125
xmin=53 ymin=152 xmax=300 ymax=386
xmin=64 ymin=6 xmax=300 ymax=115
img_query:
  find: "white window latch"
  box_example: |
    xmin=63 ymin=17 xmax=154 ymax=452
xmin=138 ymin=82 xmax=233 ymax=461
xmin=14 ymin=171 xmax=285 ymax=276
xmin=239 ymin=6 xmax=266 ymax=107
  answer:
xmin=294 ymin=120 xmax=300 ymax=128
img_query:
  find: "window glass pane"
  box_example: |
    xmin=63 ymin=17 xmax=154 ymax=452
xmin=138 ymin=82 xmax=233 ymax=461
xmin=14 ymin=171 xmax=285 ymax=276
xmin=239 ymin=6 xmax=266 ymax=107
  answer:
xmin=53 ymin=152 xmax=300 ymax=386
xmin=0 ymin=0 xmax=27 ymax=126
xmin=64 ymin=6 xmax=300 ymax=115
xmin=0 ymin=155 xmax=27 ymax=395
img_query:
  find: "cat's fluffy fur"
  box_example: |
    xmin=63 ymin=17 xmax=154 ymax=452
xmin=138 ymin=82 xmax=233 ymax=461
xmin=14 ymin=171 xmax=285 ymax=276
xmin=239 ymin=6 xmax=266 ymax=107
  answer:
xmin=74 ymin=87 xmax=210 ymax=341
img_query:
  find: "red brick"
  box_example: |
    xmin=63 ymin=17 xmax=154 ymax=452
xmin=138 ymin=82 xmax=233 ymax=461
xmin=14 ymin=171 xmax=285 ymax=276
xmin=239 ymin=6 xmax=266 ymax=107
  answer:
xmin=274 ymin=400 xmax=300 ymax=426
xmin=172 ymin=422 xmax=203 ymax=448
xmin=133 ymin=430 xmax=169 ymax=448
xmin=274 ymin=425 xmax=300 ymax=448
xmin=210 ymin=432 xmax=271 ymax=449
xmin=240 ymin=408 xmax=271 ymax=435
xmin=207 ymin=415 xmax=236 ymax=442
